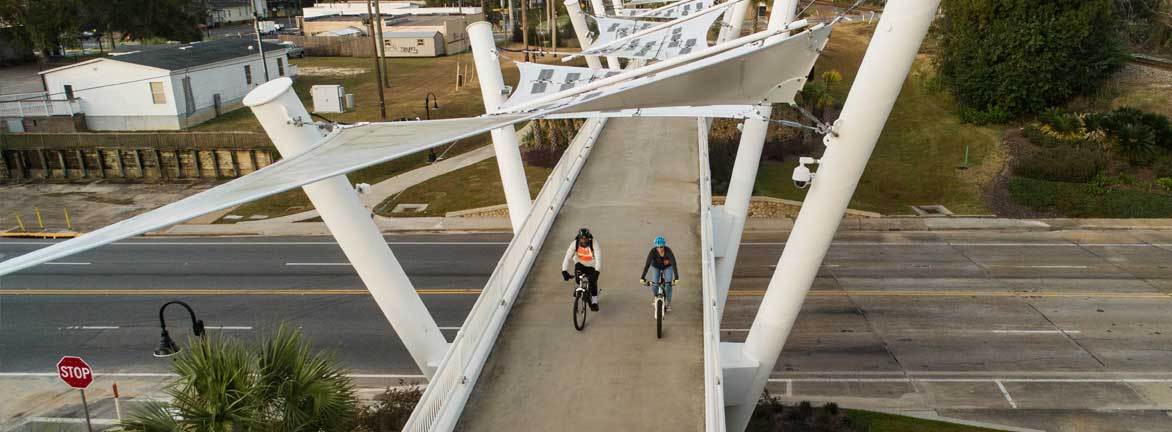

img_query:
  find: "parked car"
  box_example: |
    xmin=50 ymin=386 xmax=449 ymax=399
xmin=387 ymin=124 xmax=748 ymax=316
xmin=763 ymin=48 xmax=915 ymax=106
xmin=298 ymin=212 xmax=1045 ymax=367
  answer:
xmin=279 ymin=41 xmax=305 ymax=58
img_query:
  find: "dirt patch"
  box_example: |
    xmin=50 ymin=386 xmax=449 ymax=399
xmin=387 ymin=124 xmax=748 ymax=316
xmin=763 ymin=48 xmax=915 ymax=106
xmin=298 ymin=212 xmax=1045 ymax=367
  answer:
xmin=1 ymin=182 xmax=217 ymax=232
xmin=982 ymin=128 xmax=1052 ymax=218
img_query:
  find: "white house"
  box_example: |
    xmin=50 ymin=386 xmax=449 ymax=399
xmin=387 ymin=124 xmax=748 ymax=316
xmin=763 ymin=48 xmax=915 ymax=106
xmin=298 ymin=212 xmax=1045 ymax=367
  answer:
xmin=208 ymin=0 xmax=270 ymax=26
xmin=38 ymin=38 xmax=291 ymax=131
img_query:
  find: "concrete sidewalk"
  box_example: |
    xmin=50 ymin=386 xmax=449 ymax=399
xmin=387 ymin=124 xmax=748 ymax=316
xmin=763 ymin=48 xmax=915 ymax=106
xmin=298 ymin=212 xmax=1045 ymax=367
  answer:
xmin=238 ymin=144 xmax=499 ymax=225
xmin=456 ymin=117 xmax=705 ymax=431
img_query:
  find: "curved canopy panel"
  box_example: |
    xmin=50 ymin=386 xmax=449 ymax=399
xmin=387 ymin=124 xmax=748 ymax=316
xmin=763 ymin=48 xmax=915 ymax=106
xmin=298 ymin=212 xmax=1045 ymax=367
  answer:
xmin=0 ymin=24 xmax=834 ymax=275
xmin=0 ymin=114 xmax=537 ymax=276
xmin=631 ymin=0 xmax=714 ymax=18
xmin=521 ymin=25 xmax=833 ymax=115
xmin=587 ymin=11 xmax=722 ymax=60
xmin=503 ymin=62 xmax=621 ymax=108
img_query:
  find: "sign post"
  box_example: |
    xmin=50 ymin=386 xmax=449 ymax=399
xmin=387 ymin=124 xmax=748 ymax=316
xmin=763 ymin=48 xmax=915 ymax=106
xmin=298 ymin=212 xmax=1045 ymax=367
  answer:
xmin=57 ymin=356 xmax=94 ymax=432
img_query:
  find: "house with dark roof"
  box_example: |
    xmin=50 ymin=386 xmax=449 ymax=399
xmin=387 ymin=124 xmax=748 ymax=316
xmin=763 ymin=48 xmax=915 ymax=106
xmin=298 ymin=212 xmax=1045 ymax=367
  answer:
xmin=37 ymin=38 xmax=291 ymax=130
xmin=207 ymin=0 xmax=270 ymax=26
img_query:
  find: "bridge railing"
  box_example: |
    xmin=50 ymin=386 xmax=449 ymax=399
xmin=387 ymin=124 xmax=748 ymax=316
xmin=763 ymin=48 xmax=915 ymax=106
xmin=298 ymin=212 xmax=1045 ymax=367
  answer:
xmin=404 ymin=117 xmax=609 ymax=432
xmin=697 ymin=117 xmax=727 ymax=431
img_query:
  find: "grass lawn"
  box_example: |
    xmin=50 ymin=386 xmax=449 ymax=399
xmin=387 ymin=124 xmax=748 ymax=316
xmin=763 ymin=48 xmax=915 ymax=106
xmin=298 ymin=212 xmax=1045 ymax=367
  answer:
xmin=752 ymin=24 xmax=1005 ymax=215
xmin=211 ymin=46 xmax=585 ymax=221
xmin=845 ymin=409 xmax=1002 ymax=432
xmin=375 ymin=157 xmax=552 ymax=217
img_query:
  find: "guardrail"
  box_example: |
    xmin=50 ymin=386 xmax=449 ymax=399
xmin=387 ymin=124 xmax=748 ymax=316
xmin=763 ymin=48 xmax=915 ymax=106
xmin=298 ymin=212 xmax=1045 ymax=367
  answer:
xmin=0 ymin=98 xmax=82 ymax=117
xmin=403 ymin=117 xmax=609 ymax=432
xmin=697 ymin=117 xmax=727 ymax=431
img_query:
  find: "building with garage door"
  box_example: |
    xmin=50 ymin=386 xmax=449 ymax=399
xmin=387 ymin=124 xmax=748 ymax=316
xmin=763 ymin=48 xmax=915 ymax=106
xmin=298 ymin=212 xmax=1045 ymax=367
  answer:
xmin=34 ymin=38 xmax=291 ymax=131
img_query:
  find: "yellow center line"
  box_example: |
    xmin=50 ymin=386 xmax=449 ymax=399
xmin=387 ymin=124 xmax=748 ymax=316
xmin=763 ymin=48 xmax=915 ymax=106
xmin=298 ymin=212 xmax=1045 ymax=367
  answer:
xmin=729 ymin=290 xmax=1172 ymax=299
xmin=0 ymin=289 xmax=482 ymax=296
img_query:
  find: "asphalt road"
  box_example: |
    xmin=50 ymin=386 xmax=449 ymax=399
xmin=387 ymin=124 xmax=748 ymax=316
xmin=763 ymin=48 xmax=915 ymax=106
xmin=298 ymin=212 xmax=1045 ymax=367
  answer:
xmin=6 ymin=229 xmax=1172 ymax=430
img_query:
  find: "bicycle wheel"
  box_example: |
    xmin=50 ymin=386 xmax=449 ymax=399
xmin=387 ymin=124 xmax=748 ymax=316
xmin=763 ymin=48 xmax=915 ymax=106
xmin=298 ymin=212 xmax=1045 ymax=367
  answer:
xmin=655 ymin=297 xmax=664 ymax=339
xmin=573 ymin=291 xmax=587 ymax=331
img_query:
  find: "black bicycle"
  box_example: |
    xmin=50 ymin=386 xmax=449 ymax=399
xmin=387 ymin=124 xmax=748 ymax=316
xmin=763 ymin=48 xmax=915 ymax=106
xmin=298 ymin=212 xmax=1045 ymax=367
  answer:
xmin=571 ymin=271 xmax=589 ymax=331
xmin=644 ymin=269 xmax=668 ymax=339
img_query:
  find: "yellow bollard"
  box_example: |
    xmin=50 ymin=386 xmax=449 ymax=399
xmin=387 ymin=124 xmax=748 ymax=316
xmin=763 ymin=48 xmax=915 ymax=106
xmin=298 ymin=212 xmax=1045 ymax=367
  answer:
xmin=13 ymin=212 xmax=26 ymax=232
xmin=34 ymin=207 xmax=44 ymax=229
xmin=63 ymin=207 xmax=72 ymax=230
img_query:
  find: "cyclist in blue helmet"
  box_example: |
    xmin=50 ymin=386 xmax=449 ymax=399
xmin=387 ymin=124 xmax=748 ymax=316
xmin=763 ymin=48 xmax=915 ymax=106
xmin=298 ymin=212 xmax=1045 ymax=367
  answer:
xmin=640 ymin=236 xmax=679 ymax=312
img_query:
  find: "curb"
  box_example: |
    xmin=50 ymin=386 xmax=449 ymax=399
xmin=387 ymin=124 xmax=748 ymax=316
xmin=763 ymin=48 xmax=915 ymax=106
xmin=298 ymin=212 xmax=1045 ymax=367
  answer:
xmin=863 ymin=409 xmax=1045 ymax=432
xmin=0 ymin=231 xmax=81 ymax=239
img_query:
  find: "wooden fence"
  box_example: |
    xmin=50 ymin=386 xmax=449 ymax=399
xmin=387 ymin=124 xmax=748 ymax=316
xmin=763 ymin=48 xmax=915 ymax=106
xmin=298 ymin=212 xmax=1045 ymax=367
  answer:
xmin=278 ymin=35 xmax=377 ymax=58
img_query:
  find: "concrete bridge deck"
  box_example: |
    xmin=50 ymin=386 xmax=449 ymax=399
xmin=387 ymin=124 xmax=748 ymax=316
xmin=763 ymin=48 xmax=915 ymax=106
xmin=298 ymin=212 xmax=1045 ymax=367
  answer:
xmin=457 ymin=117 xmax=705 ymax=431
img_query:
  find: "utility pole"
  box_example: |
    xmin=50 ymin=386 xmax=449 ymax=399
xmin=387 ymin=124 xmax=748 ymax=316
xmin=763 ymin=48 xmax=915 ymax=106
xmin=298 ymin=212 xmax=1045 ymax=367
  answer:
xmin=253 ymin=9 xmax=270 ymax=82
xmin=366 ymin=0 xmax=388 ymax=120
xmin=550 ymin=0 xmax=557 ymax=56
xmin=371 ymin=0 xmax=390 ymax=86
xmin=522 ymin=0 xmax=530 ymax=61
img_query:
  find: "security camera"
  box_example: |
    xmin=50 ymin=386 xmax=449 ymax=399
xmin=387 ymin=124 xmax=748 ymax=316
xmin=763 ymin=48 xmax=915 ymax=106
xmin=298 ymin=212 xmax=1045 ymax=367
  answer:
xmin=792 ymin=157 xmax=818 ymax=189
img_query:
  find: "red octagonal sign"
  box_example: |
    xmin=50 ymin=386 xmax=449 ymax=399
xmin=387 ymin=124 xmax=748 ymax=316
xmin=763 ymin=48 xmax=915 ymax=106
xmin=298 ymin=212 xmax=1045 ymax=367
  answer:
xmin=57 ymin=356 xmax=93 ymax=389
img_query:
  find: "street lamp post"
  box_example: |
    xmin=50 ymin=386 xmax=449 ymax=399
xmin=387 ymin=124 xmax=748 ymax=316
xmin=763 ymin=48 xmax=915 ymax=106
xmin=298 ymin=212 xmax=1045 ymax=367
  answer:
xmin=424 ymin=92 xmax=440 ymax=120
xmin=153 ymin=300 xmax=206 ymax=358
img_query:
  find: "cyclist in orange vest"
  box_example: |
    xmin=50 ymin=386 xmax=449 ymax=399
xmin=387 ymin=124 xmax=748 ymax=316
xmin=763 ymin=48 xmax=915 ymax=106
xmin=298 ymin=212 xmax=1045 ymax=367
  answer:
xmin=562 ymin=227 xmax=602 ymax=311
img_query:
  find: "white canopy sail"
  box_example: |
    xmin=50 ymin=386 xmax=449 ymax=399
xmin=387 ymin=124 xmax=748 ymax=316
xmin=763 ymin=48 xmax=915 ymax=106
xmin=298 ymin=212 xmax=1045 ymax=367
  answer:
xmin=0 ymin=23 xmax=834 ymax=275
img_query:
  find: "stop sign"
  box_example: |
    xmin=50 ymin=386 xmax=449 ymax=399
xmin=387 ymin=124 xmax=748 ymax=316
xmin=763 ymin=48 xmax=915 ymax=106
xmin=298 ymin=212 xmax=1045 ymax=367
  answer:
xmin=56 ymin=356 xmax=93 ymax=389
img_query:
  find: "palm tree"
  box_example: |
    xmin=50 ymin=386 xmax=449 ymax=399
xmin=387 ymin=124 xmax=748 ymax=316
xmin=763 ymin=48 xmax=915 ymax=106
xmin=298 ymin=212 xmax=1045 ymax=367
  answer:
xmin=119 ymin=325 xmax=357 ymax=432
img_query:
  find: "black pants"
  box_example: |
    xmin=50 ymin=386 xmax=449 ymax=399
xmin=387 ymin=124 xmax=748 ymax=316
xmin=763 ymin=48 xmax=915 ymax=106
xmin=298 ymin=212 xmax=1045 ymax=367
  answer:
xmin=574 ymin=263 xmax=600 ymax=302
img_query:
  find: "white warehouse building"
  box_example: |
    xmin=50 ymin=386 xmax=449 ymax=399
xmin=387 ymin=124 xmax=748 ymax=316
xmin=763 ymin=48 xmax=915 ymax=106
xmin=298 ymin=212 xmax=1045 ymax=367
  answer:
xmin=38 ymin=38 xmax=291 ymax=131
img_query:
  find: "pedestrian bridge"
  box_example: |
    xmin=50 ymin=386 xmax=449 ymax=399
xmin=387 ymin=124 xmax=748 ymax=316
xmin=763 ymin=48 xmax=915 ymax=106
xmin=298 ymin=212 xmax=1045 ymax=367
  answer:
xmin=0 ymin=1 xmax=940 ymax=430
xmin=457 ymin=117 xmax=706 ymax=430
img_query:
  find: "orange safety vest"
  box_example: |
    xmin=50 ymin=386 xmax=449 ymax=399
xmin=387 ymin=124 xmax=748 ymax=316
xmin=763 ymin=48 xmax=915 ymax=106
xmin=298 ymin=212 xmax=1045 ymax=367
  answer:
xmin=577 ymin=245 xmax=595 ymax=263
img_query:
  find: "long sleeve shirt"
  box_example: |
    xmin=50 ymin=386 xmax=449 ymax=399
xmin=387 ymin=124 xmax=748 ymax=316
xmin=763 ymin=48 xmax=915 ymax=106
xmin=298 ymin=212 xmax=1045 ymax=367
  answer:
xmin=562 ymin=239 xmax=602 ymax=272
xmin=641 ymin=246 xmax=677 ymax=279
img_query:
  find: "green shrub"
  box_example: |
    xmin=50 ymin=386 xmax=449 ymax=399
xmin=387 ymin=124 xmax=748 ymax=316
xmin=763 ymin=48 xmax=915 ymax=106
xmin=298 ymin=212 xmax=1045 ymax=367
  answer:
xmin=1039 ymin=108 xmax=1082 ymax=134
xmin=1014 ymin=146 xmax=1106 ymax=183
xmin=1010 ymin=176 xmax=1172 ymax=217
xmin=1158 ymin=177 xmax=1172 ymax=193
xmin=957 ymin=105 xmax=1012 ymax=125
xmin=1113 ymin=123 xmax=1159 ymax=165
xmin=935 ymin=0 xmax=1127 ymax=116
xmin=355 ymin=384 xmax=424 ymax=432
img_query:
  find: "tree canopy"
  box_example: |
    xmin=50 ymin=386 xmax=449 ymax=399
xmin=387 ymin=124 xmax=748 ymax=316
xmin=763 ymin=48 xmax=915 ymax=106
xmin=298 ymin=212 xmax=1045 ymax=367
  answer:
xmin=934 ymin=0 xmax=1128 ymax=121
xmin=0 ymin=0 xmax=204 ymax=58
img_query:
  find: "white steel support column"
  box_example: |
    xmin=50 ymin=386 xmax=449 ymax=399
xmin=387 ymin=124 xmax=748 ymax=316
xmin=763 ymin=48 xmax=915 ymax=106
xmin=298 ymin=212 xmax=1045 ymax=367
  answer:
xmin=565 ymin=0 xmax=604 ymax=69
xmin=469 ymin=22 xmax=532 ymax=233
xmin=726 ymin=2 xmax=941 ymax=430
xmin=243 ymin=78 xmax=448 ymax=378
xmin=712 ymin=0 xmax=797 ymax=317
xmin=588 ymin=0 xmax=622 ymax=69
xmin=610 ymin=0 xmax=624 ymax=15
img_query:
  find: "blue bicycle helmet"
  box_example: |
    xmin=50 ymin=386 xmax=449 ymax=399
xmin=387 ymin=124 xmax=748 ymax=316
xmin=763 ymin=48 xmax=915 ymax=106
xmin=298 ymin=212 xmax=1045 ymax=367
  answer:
xmin=654 ymin=236 xmax=666 ymax=247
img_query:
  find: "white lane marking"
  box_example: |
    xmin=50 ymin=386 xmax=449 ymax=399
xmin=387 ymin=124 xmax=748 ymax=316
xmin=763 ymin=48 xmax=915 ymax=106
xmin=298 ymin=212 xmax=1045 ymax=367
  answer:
xmin=61 ymin=326 xmax=119 ymax=330
xmin=995 ymin=380 xmax=1019 ymax=409
xmin=743 ymin=242 xmax=1170 ymax=247
xmin=26 ymin=417 xmax=120 ymax=425
xmin=286 ymin=262 xmax=350 ymax=266
xmin=986 ymin=265 xmax=1089 ymax=269
xmin=439 ymin=326 xmax=462 ymax=330
xmin=2 ymin=241 xmax=509 ymax=246
xmin=0 ymin=372 xmax=427 ymax=379
xmin=44 ymin=262 xmax=91 ymax=265
xmin=722 ymin=329 xmax=1080 ymax=334
xmin=205 ymin=326 xmax=252 ymax=330
xmin=768 ymin=377 xmax=1172 ymax=383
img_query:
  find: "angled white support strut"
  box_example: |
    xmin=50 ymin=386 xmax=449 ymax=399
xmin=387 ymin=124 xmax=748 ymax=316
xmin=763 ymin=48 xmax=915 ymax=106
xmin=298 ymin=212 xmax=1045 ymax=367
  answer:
xmin=243 ymin=78 xmax=448 ymax=378
xmin=725 ymin=1 xmax=943 ymax=430
xmin=588 ymin=0 xmax=623 ymax=69
xmin=713 ymin=0 xmax=799 ymax=320
xmin=469 ymin=21 xmax=533 ymax=233
xmin=565 ymin=0 xmax=605 ymax=70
